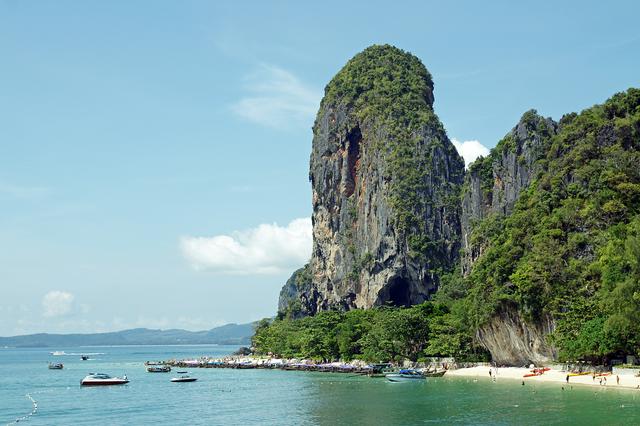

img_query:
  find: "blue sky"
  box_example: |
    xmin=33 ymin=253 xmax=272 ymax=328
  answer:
xmin=1 ymin=0 xmax=638 ymax=335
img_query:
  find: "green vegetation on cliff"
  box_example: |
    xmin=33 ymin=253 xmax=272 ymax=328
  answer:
xmin=269 ymin=43 xmax=640 ymax=364
xmin=453 ymin=88 xmax=640 ymax=362
xmin=320 ymin=44 xmax=463 ymax=260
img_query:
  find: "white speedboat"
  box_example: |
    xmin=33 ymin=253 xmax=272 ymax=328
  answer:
xmin=51 ymin=351 xmax=65 ymax=356
xmin=80 ymin=373 xmax=129 ymax=386
xmin=171 ymin=375 xmax=197 ymax=383
xmin=385 ymin=369 xmax=426 ymax=382
xmin=48 ymin=362 xmax=64 ymax=370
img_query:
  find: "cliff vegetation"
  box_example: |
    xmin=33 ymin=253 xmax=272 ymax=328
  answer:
xmin=262 ymin=43 xmax=640 ymax=365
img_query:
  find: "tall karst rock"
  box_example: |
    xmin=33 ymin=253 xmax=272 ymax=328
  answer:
xmin=461 ymin=111 xmax=558 ymax=275
xmin=279 ymin=45 xmax=465 ymax=316
xmin=459 ymin=111 xmax=559 ymax=365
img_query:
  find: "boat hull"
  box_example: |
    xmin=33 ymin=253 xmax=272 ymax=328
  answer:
xmin=81 ymin=379 xmax=129 ymax=386
xmin=385 ymin=374 xmax=426 ymax=382
xmin=423 ymin=371 xmax=445 ymax=377
xmin=171 ymin=377 xmax=197 ymax=382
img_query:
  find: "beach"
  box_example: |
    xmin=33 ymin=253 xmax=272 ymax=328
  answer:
xmin=446 ymin=366 xmax=640 ymax=390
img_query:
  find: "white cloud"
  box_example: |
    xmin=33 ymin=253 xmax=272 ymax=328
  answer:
xmin=42 ymin=291 xmax=75 ymax=318
xmin=231 ymin=64 xmax=321 ymax=129
xmin=180 ymin=217 xmax=312 ymax=275
xmin=451 ymin=139 xmax=490 ymax=167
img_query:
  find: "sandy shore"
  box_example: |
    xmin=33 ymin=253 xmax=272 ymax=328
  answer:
xmin=446 ymin=366 xmax=640 ymax=390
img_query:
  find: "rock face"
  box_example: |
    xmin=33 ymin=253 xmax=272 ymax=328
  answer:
xmin=276 ymin=44 xmax=584 ymax=366
xmin=278 ymin=264 xmax=318 ymax=318
xmin=461 ymin=111 xmax=557 ymax=274
xmin=459 ymin=111 xmax=559 ymax=364
xmin=475 ymin=305 xmax=557 ymax=366
xmin=280 ymin=45 xmax=465 ymax=315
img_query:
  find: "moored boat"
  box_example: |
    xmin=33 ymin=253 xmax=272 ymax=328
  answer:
xmin=385 ymin=369 xmax=426 ymax=382
xmin=80 ymin=373 xmax=129 ymax=386
xmin=422 ymin=370 xmax=446 ymax=377
xmin=147 ymin=365 xmax=171 ymax=373
xmin=171 ymin=375 xmax=197 ymax=383
xmin=48 ymin=362 xmax=64 ymax=370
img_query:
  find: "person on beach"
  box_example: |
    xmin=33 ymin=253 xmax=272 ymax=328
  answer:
xmin=617 ymin=375 xmax=620 ymax=385
xmin=566 ymin=375 xmax=570 ymax=383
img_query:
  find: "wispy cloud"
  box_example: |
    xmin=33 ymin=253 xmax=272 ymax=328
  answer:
xmin=451 ymin=138 xmax=490 ymax=167
xmin=42 ymin=291 xmax=75 ymax=318
xmin=180 ymin=217 xmax=312 ymax=275
xmin=231 ymin=64 xmax=321 ymax=129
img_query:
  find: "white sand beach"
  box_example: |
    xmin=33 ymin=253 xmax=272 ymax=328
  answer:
xmin=446 ymin=366 xmax=640 ymax=390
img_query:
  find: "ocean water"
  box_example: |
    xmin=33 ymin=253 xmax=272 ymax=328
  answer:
xmin=2 ymin=345 xmax=640 ymax=425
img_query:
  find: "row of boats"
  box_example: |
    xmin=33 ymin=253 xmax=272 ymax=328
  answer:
xmin=48 ymin=360 xmax=197 ymax=384
xmin=79 ymin=372 xmax=197 ymax=385
xmin=63 ymin=369 xmax=434 ymax=385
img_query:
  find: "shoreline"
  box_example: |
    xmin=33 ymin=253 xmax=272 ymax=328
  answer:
xmin=446 ymin=366 xmax=640 ymax=391
xmin=164 ymin=355 xmax=640 ymax=391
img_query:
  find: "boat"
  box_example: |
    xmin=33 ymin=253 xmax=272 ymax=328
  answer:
xmin=50 ymin=351 xmax=65 ymax=356
xmin=568 ymin=371 xmax=591 ymax=377
xmin=147 ymin=365 xmax=171 ymax=373
xmin=364 ymin=363 xmax=394 ymax=377
xmin=422 ymin=370 xmax=446 ymax=377
xmin=80 ymin=373 xmax=129 ymax=386
xmin=48 ymin=362 xmax=64 ymax=370
xmin=81 ymin=355 xmax=89 ymax=361
xmin=171 ymin=375 xmax=197 ymax=383
xmin=385 ymin=369 xmax=426 ymax=382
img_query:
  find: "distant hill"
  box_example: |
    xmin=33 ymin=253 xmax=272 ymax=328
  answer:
xmin=0 ymin=322 xmax=255 ymax=348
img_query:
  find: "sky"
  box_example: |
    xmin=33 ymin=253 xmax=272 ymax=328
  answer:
xmin=1 ymin=0 xmax=639 ymax=336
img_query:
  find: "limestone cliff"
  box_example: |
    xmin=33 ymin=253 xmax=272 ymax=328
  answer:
xmin=275 ymin=46 xmax=639 ymax=367
xmin=277 ymin=264 xmax=318 ymax=318
xmin=461 ymin=111 xmax=557 ymax=275
xmin=459 ymin=111 xmax=558 ymax=364
xmin=475 ymin=305 xmax=557 ymax=366
xmin=279 ymin=45 xmax=464 ymax=315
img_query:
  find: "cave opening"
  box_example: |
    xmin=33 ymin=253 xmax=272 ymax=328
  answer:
xmin=387 ymin=276 xmax=411 ymax=307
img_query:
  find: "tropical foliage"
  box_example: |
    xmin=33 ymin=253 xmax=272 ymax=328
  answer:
xmin=456 ymin=88 xmax=640 ymax=362
xmin=259 ymin=73 xmax=640 ymax=363
xmin=253 ymin=302 xmax=488 ymax=362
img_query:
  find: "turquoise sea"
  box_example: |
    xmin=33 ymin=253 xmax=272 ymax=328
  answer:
xmin=2 ymin=345 xmax=640 ymax=425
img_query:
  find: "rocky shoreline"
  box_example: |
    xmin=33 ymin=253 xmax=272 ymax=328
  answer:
xmin=163 ymin=355 xmax=455 ymax=375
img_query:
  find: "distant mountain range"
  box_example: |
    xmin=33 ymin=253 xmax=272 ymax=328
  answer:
xmin=0 ymin=322 xmax=255 ymax=348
